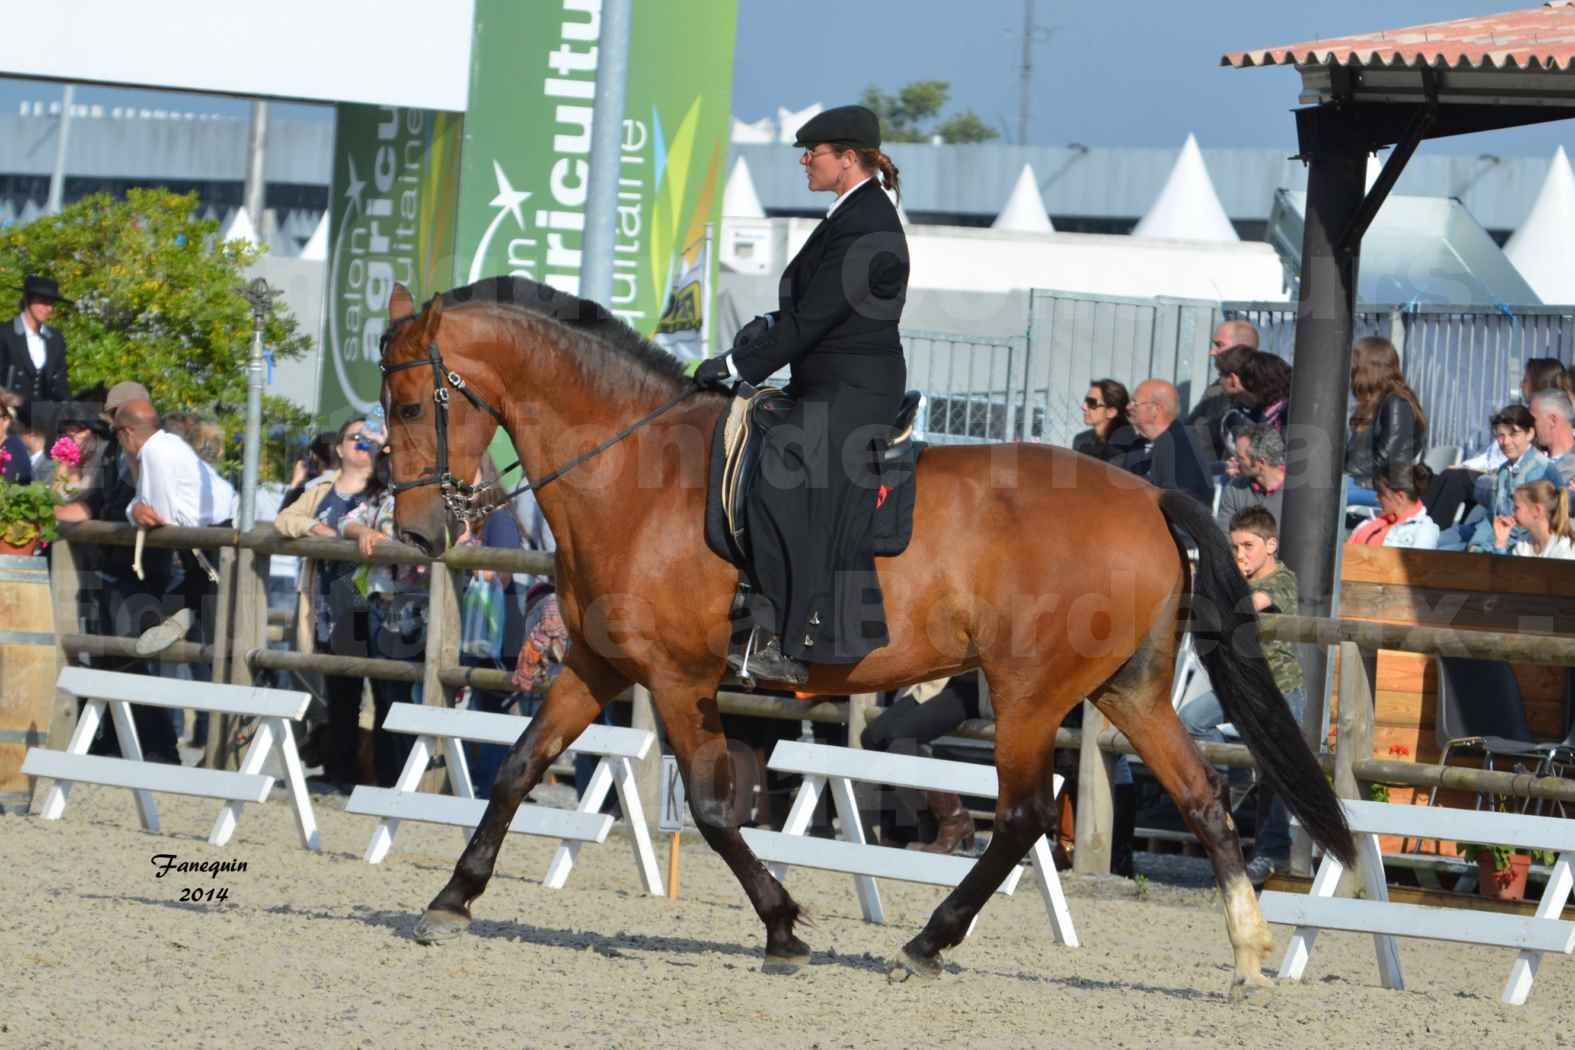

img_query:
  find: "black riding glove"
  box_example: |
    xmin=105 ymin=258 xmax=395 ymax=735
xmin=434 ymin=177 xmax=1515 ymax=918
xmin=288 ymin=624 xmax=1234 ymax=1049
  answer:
xmin=692 ymin=356 xmax=733 ymax=389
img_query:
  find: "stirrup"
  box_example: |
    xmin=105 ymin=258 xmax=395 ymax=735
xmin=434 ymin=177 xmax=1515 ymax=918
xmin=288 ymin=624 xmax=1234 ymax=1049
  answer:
xmin=727 ymin=627 xmax=809 ymax=686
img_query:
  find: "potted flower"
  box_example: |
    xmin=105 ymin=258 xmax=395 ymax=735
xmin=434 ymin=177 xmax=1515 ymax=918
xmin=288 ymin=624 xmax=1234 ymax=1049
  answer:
xmin=0 ymin=448 xmax=61 ymax=556
xmin=1455 ymin=843 xmax=1555 ymax=901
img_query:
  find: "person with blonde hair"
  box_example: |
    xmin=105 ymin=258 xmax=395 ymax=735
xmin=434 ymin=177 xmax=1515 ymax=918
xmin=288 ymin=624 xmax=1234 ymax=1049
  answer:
xmin=1344 ymin=336 xmax=1426 ymax=509
xmin=1493 ymin=479 xmax=1575 ymax=560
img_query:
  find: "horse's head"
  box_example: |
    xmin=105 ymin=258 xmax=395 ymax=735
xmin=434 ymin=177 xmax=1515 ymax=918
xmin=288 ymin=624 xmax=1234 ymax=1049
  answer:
xmin=380 ymin=284 xmax=499 ymax=556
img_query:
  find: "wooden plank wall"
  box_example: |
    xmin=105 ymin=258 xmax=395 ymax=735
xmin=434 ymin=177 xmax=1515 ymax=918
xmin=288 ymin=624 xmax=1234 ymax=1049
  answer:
xmin=1333 ymin=546 xmax=1575 ymax=854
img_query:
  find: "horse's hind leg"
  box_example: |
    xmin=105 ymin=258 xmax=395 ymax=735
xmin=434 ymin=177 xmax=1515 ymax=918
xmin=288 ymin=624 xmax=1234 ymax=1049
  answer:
xmin=413 ymin=652 xmax=627 ymax=944
xmin=655 ymin=681 xmax=811 ymax=973
xmin=1092 ymin=631 xmax=1274 ymax=994
xmin=895 ymin=677 xmax=1069 ymax=979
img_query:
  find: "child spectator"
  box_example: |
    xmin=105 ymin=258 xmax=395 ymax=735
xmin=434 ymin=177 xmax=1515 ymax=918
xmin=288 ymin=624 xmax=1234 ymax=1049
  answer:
xmin=1176 ymin=505 xmax=1304 ymax=886
xmin=1492 ymin=479 xmax=1575 ymax=560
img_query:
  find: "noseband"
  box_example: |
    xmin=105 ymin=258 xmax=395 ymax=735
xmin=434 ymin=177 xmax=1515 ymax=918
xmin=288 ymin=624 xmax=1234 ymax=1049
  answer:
xmin=380 ymin=335 xmax=701 ymax=525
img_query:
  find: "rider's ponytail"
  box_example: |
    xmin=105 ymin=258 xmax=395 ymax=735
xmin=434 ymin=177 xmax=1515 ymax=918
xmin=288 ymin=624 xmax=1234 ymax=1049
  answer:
xmin=856 ymin=147 xmax=901 ymax=204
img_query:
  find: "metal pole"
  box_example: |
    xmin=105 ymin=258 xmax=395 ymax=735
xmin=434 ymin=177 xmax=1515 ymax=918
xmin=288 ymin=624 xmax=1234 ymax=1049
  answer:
xmin=243 ymin=100 xmax=269 ymax=234
xmin=46 ymin=84 xmax=75 ymax=214
xmin=700 ymin=221 xmax=714 ymax=355
xmin=238 ymin=278 xmax=276 ymax=531
xmin=1277 ymin=126 xmax=1366 ymax=877
xmin=578 ymin=0 xmax=632 ymax=307
xmin=1017 ymin=0 xmax=1033 ymax=146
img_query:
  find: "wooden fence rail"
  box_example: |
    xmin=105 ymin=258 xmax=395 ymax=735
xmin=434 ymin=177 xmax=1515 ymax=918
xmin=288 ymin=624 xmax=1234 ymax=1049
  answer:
xmin=44 ymin=525 xmax=1575 ymax=854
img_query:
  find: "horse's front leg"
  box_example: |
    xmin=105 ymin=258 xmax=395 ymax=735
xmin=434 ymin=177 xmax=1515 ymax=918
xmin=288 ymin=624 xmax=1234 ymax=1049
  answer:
xmin=657 ymin=682 xmax=811 ymax=973
xmin=414 ymin=652 xmax=627 ymax=944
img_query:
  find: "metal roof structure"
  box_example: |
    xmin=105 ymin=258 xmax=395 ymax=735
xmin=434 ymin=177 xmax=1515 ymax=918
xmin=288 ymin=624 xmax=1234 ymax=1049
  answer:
xmin=1223 ymin=1 xmax=1575 ymax=107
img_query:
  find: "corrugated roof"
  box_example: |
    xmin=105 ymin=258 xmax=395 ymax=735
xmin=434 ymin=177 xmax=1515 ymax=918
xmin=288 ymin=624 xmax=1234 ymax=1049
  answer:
xmin=1223 ymin=2 xmax=1575 ymax=71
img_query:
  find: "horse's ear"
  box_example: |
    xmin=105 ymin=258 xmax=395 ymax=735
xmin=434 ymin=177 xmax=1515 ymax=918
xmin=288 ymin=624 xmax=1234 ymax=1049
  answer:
xmin=414 ymin=294 xmax=444 ymax=343
xmin=388 ymin=284 xmax=415 ymax=322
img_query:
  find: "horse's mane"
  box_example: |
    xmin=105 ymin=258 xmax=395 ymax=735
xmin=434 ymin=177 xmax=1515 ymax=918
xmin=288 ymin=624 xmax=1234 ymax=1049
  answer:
xmin=440 ymin=276 xmax=693 ymax=401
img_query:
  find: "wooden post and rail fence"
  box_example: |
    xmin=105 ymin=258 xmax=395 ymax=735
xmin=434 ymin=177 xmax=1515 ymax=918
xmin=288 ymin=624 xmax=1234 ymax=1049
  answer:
xmin=25 ymin=525 xmax=1575 ymax=880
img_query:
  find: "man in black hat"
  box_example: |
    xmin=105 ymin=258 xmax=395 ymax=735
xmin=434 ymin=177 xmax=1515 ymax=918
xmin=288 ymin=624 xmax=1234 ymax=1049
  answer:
xmin=0 ymin=275 xmax=72 ymax=437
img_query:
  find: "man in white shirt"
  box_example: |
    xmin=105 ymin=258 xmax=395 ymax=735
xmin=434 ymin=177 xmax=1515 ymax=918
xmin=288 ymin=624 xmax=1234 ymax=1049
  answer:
xmin=114 ymin=399 xmax=237 ymax=528
xmin=110 ymin=398 xmax=237 ymax=703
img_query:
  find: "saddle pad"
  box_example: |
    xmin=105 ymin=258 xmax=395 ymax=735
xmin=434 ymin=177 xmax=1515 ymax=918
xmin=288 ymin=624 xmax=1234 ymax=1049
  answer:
xmin=705 ymin=411 xmax=923 ymax=565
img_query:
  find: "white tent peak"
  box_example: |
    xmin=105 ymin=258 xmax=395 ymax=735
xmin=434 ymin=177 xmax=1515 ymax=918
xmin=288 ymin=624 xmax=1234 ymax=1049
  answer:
xmin=722 ymin=157 xmax=766 ymax=218
xmin=221 ymin=207 xmax=261 ymax=247
xmin=777 ymin=103 xmax=822 ymax=143
xmin=300 ymin=211 xmax=330 ymax=261
xmin=1132 ymin=133 xmax=1238 ymax=243
xmin=1366 ymin=152 xmax=1386 ymax=191
xmin=991 ymin=163 xmax=1054 ymax=233
xmin=1505 ymin=145 xmax=1575 ymax=304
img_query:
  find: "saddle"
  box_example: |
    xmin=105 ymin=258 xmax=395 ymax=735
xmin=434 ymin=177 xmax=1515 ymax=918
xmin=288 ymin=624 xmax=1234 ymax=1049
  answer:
xmin=704 ymin=384 xmax=925 ymax=570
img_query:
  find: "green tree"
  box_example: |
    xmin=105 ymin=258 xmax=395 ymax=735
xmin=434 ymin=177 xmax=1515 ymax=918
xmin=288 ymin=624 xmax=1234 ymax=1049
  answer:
xmin=0 ymin=189 xmax=312 ymax=477
xmin=860 ymin=80 xmax=1000 ymax=145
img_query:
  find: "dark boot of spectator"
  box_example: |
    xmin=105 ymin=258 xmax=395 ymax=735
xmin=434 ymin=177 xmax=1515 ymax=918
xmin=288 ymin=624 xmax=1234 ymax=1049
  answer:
xmin=908 ymin=791 xmax=975 ymax=854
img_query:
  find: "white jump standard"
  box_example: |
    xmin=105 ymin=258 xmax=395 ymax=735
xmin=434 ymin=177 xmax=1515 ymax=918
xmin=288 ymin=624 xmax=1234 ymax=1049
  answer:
xmin=345 ymin=703 xmax=664 ymax=894
xmin=740 ymin=740 xmax=1079 ymax=946
xmin=25 ymin=666 xmax=320 ymax=850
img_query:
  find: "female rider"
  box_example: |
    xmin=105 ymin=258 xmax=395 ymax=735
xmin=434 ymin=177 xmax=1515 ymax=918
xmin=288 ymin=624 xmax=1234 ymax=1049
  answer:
xmin=693 ymin=105 xmax=908 ymax=682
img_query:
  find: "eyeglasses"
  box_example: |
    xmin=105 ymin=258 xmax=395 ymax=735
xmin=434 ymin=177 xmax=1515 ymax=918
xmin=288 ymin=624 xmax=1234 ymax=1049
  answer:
xmin=352 ymin=437 xmax=377 ymax=452
xmin=800 ymin=146 xmax=837 ymax=162
xmin=1082 ymin=397 xmax=1106 ymax=409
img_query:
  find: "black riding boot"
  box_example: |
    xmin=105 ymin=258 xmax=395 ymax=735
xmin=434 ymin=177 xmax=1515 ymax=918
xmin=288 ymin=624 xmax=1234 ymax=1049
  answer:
xmin=1111 ymin=783 xmax=1137 ymax=879
xmin=725 ymin=585 xmax=808 ymax=686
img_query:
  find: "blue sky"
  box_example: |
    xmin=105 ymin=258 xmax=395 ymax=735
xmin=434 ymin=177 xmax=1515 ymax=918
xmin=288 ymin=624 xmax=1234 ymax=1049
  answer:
xmin=2 ymin=0 xmax=1572 ymax=157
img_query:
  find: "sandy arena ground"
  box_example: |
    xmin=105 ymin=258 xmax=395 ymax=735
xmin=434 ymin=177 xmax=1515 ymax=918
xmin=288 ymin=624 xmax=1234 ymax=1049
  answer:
xmin=4 ymin=782 xmax=1573 ymax=1050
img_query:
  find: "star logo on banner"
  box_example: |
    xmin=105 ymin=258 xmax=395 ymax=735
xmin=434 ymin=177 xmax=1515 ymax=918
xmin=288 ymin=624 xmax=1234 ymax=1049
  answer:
xmin=342 ymin=156 xmax=366 ymax=215
xmin=469 ymin=160 xmax=532 ymax=282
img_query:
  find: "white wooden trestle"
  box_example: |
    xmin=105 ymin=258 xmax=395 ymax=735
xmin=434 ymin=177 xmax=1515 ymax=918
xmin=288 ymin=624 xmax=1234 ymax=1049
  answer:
xmin=1260 ymin=799 xmax=1575 ymax=1005
xmin=344 ymin=704 xmax=663 ymax=894
xmin=23 ymin=667 xmax=320 ymax=850
xmin=740 ymin=740 xmax=1078 ymax=946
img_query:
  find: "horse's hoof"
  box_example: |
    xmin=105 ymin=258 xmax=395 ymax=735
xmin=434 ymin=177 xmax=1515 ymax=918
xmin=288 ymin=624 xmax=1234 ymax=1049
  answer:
xmin=761 ymin=951 xmax=809 ymax=976
xmin=412 ymin=908 xmax=470 ymax=946
xmin=888 ymin=946 xmax=943 ymax=983
xmin=1229 ymin=972 xmax=1275 ymax=1001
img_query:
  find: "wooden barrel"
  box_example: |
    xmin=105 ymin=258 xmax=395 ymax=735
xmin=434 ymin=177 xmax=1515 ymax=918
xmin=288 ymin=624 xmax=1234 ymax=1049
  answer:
xmin=0 ymin=554 xmax=58 ymax=814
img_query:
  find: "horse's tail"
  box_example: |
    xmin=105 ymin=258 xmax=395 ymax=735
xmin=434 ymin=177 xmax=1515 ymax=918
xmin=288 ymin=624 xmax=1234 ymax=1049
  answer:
xmin=1155 ymin=489 xmax=1356 ymax=867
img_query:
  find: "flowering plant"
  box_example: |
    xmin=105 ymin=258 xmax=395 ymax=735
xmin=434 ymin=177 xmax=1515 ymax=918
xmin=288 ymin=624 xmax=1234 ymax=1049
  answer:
xmin=50 ymin=436 xmax=82 ymax=468
xmin=0 ymin=475 xmax=59 ymax=549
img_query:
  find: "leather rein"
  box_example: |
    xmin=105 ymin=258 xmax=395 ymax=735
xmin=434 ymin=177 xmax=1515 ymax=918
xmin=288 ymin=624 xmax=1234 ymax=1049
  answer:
xmin=379 ymin=337 xmax=702 ymax=524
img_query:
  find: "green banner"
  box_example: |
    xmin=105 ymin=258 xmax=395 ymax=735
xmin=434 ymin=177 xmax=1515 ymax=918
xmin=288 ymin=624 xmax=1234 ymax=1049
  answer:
xmin=453 ymin=0 xmax=738 ymax=332
xmin=319 ymin=105 xmax=463 ymax=425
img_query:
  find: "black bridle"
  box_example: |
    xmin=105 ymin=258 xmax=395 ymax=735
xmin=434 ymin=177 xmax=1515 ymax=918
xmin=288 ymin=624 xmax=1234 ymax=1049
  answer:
xmin=380 ymin=335 xmax=702 ymax=524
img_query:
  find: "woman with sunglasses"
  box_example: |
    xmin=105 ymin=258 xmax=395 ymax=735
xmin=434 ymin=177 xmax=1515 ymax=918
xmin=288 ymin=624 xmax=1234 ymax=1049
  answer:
xmin=274 ymin=417 xmax=389 ymax=792
xmin=1072 ymin=379 xmax=1138 ymax=464
xmin=690 ymin=105 xmax=907 ymax=683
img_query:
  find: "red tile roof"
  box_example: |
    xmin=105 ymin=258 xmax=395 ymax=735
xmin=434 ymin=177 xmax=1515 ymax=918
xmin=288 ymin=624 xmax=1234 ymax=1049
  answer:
xmin=1223 ymin=2 xmax=1575 ymax=71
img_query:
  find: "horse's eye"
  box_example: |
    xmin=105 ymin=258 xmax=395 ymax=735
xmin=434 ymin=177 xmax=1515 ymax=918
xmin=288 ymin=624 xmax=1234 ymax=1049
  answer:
xmin=398 ymin=403 xmax=423 ymax=421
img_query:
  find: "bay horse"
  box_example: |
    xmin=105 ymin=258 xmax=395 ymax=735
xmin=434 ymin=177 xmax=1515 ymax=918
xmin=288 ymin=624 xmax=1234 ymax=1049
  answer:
xmin=378 ymin=277 xmax=1353 ymax=991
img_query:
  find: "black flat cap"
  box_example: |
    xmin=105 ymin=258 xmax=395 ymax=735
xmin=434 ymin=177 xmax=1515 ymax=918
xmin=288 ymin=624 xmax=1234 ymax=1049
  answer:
xmin=793 ymin=105 xmax=881 ymax=150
